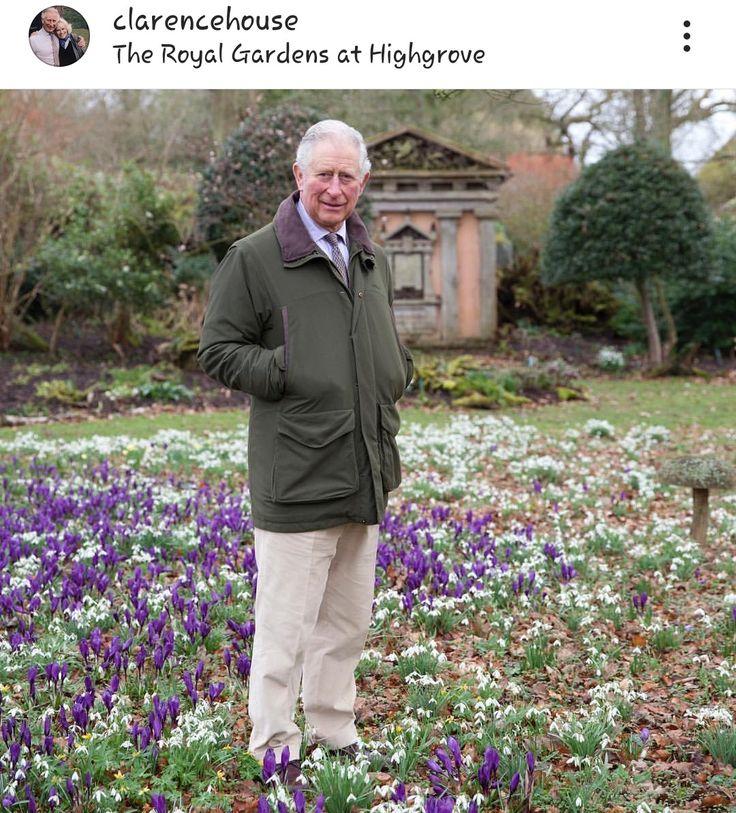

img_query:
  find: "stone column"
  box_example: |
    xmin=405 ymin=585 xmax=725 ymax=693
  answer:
xmin=478 ymin=216 xmax=498 ymax=339
xmin=437 ymin=212 xmax=460 ymax=341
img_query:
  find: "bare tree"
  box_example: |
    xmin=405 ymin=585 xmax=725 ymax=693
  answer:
xmin=0 ymin=92 xmax=63 ymax=350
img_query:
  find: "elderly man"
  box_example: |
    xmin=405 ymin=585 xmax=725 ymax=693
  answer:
xmin=198 ymin=120 xmax=412 ymax=786
xmin=29 ymin=7 xmax=62 ymax=65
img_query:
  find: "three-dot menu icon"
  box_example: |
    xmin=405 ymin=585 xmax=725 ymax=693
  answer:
xmin=683 ymin=20 xmax=691 ymax=52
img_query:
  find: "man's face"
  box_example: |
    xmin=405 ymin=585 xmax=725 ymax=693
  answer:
xmin=293 ymin=138 xmax=369 ymax=232
xmin=42 ymin=10 xmax=60 ymax=32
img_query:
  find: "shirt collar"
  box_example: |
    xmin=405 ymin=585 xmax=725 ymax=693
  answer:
xmin=296 ymin=198 xmax=348 ymax=247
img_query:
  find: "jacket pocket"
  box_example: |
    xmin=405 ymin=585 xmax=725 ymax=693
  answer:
xmin=378 ymin=403 xmax=402 ymax=492
xmin=272 ymin=409 xmax=359 ymax=503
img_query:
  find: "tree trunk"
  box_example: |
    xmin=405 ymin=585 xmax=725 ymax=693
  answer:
xmin=109 ymin=301 xmax=132 ymax=351
xmin=632 ymin=90 xmax=647 ymax=142
xmin=654 ymin=276 xmax=678 ymax=361
xmin=651 ymin=90 xmax=673 ymax=155
xmin=49 ymin=305 xmax=66 ymax=356
xmin=635 ymin=278 xmax=663 ymax=366
xmin=691 ymin=488 xmax=709 ymax=544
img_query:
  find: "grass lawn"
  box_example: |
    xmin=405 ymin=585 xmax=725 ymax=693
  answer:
xmin=2 ymin=376 xmax=733 ymax=442
xmin=512 ymin=376 xmax=736 ymax=434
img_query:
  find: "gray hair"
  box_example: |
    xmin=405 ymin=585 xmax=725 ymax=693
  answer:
xmin=41 ymin=7 xmax=60 ymax=19
xmin=296 ymin=120 xmax=371 ymax=176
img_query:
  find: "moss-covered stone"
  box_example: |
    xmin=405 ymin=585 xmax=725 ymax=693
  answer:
xmin=659 ymin=456 xmax=736 ymax=490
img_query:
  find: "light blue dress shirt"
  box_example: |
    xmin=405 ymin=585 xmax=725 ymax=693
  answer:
xmin=296 ymin=199 xmax=350 ymax=268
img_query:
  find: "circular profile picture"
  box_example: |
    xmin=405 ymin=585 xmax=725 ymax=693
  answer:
xmin=29 ymin=6 xmax=89 ymax=66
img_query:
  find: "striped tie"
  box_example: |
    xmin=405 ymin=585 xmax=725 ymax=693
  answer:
xmin=325 ymin=233 xmax=349 ymax=286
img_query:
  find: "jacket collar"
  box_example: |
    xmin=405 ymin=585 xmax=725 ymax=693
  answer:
xmin=274 ymin=191 xmax=375 ymax=264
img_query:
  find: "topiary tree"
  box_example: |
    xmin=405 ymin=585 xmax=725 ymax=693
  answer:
xmin=195 ymin=103 xmax=321 ymax=261
xmin=542 ymin=142 xmax=713 ymax=366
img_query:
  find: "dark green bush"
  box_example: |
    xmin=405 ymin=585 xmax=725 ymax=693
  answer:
xmin=668 ymin=217 xmax=736 ymax=354
xmin=195 ymin=103 xmax=321 ymax=261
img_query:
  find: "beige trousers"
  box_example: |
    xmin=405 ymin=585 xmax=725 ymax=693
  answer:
xmin=248 ymin=522 xmax=380 ymax=760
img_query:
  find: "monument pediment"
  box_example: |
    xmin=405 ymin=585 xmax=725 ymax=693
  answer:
xmin=383 ymin=221 xmax=434 ymax=243
xmin=368 ymin=127 xmax=509 ymax=177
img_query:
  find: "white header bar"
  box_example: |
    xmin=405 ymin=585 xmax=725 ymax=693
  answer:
xmin=7 ymin=1 xmax=734 ymax=89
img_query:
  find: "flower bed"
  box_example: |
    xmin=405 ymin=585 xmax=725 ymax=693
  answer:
xmin=0 ymin=416 xmax=735 ymax=812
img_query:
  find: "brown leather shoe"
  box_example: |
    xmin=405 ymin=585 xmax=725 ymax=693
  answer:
xmin=280 ymin=759 xmax=308 ymax=791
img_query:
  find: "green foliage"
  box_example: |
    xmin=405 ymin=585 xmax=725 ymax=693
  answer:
xmin=30 ymin=165 xmax=181 ymax=325
xmin=497 ymin=252 xmax=621 ymax=333
xmin=102 ymin=365 xmax=195 ymax=404
xmin=309 ymin=758 xmax=374 ymax=813
xmin=698 ymin=136 xmax=736 ymax=211
xmin=195 ymin=103 xmax=321 ymax=261
xmin=412 ymin=354 xmax=583 ymax=409
xmin=543 ymin=142 xmax=713 ymax=288
xmin=699 ymin=727 xmax=736 ymax=767
xmin=668 ymin=216 xmax=736 ymax=352
xmin=35 ymin=379 xmax=86 ymax=405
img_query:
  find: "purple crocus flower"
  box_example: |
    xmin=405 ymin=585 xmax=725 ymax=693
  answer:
xmin=526 ymin=751 xmax=535 ymax=774
xmin=151 ymin=793 xmax=167 ymax=813
xmin=478 ymin=745 xmax=500 ymax=793
xmin=392 ymin=783 xmax=406 ymax=803
xmin=28 ymin=666 xmax=38 ymax=700
xmin=25 ymin=786 xmax=37 ymax=813
xmin=262 ymin=747 xmax=277 ymax=783
xmin=640 ymin=727 xmax=650 ymax=744
xmin=208 ymin=681 xmax=225 ymax=702
xmin=90 ymin=628 xmax=102 ymax=657
xmin=168 ymin=696 xmax=180 ymax=726
xmin=277 ymin=802 xmax=288 ymax=813
xmin=509 ymin=772 xmax=521 ymax=795
xmin=293 ymin=790 xmax=306 ymax=813
xmin=435 ymin=748 xmax=455 ymax=776
xmin=257 ymin=797 xmax=270 ymax=813
xmin=151 ymin=715 xmax=163 ymax=741
xmin=280 ymin=745 xmax=291 ymax=776
xmin=446 ymin=736 xmax=462 ymax=771
xmin=135 ymin=645 xmax=147 ymax=673
xmin=65 ymin=778 xmax=76 ymax=801
xmin=236 ymin=653 xmax=251 ymax=678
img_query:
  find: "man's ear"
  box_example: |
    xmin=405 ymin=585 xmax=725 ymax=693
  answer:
xmin=293 ymin=163 xmax=304 ymax=191
xmin=359 ymin=172 xmax=370 ymax=196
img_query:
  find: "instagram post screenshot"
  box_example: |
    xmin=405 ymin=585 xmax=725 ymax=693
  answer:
xmin=1 ymin=3 xmax=735 ymax=813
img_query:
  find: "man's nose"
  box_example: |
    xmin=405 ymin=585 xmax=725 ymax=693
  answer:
xmin=325 ymin=175 xmax=342 ymax=195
